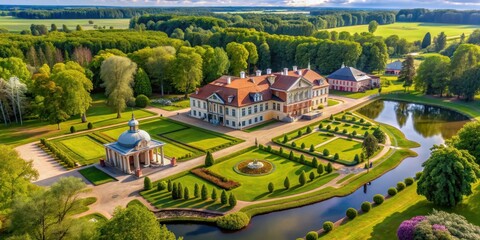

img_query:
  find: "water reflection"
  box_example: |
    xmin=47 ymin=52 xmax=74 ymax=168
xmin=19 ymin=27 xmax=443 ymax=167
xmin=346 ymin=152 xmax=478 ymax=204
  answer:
xmin=167 ymin=100 xmax=469 ymax=240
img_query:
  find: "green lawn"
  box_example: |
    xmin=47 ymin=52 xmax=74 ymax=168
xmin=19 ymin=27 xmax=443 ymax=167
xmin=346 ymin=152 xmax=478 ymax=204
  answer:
xmin=328 ymin=99 xmax=341 ymax=106
xmin=53 ymin=135 xmax=105 ymax=165
xmin=0 ymin=95 xmax=155 ymax=146
xmin=324 ymin=121 xmax=373 ymax=136
xmin=293 ymin=132 xmax=335 ymax=147
xmin=317 ymin=138 xmax=364 ymax=162
xmin=244 ymin=120 xmax=279 ymax=132
xmin=151 ymin=98 xmax=190 ymax=111
xmin=162 ymin=128 xmax=234 ymax=151
xmin=0 ymin=16 xmax=129 ymax=32
xmin=321 ymin=182 xmax=480 ymax=239
xmin=327 ymin=22 xmax=480 ymax=42
xmin=78 ymin=166 xmax=116 ymax=185
xmin=79 ymin=213 xmax=108 ymax=224
xmin=156 ymin=136 xmax=202 ymax=160
xmin=208 ymin=148 xmax=339 ymax=201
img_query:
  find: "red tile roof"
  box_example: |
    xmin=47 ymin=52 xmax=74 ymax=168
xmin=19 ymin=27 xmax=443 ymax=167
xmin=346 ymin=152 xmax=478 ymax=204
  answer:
xmin=191 ymin=69 xmax=329 ymax=107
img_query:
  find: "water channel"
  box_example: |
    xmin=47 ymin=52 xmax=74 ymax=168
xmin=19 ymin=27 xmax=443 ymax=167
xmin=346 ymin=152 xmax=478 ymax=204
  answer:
xmin=167 ymin=100 xmax=470 ymax=240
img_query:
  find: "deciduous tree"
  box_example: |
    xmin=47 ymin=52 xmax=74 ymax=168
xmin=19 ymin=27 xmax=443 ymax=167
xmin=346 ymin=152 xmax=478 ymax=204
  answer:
xmin=368 ymin=20 xmax=378 ymax=33
xmin=226 ymin=42 xmax=249 ymax=76
xmin=362 ymin=134 xmax=378 ymax=173
xmin=398 ymin=55 xmax=415 ymax=92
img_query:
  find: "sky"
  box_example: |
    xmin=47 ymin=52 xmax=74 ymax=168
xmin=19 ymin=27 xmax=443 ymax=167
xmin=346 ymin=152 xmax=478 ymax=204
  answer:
xmin=1 ymin=0 xmax=480 ymax=9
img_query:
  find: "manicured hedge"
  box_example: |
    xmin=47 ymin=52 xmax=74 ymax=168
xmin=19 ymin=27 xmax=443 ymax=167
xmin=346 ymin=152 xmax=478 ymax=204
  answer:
xmin=216 ymin=212 xmax=250 ymax=230
xmin=388 ymin=187 xmax=397 ymax=196
xmin=361 ymin=201 xmax=371 ymax=212
xmin=404 ymin=177 xmax=415 ymax=186
xmin=397 ymin=182 xmax=406 ymax=191
xmin=373 ymin=194 xmax=385 ymax=205
xmin=323 ymin=221 xmax=334 ymax=232
xmin=346 ymin=208 xmax=358 ymax=219
xmin=190 ymin=168 xmax=241 ymax=190
xmin=40 ymin=138 xmax=76 ymax=168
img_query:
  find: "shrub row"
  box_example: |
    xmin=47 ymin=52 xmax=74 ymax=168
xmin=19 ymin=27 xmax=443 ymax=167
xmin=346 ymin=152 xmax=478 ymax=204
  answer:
xmin=216 ymin=212 xmax=250 ymax=230
xmin=190 ymin=168 xmax=241 ymax=190
xmin=333 ymin=116 xmax=373 ymax=127
xmin=40 ymin=138 xmax=76 ymax=168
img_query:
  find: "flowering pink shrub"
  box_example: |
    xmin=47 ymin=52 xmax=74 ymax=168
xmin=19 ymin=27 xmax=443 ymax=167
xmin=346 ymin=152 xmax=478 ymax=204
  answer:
xmin=397 ymin=216 xmax=427 ymax=240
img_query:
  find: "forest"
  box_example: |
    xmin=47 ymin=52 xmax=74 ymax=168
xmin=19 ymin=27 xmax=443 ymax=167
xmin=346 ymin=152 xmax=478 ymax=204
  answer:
xmin=396 ymin=9 xmax=480 ymax=25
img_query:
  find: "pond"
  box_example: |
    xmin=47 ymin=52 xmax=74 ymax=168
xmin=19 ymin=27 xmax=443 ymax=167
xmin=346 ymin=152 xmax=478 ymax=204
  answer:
xmin=166 ymin=100 xmax=470 ymax=240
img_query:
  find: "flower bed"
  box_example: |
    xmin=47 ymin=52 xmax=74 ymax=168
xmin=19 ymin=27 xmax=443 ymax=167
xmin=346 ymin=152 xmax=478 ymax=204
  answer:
xmin=234 ymin=160 xmax=274 ymax=176
xmin=190 ymin=168 xmax=241 ymax=190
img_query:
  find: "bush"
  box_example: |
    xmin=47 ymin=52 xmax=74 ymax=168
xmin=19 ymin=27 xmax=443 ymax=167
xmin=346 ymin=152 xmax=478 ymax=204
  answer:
xmin=361 ymin=201 xmax=371 ymax=212
xmin=284 ymin=176 xmax=290 ymax=189
xmin=326 ymin=162 xmax=333 ymax=173
xmin=177 ymin=183 xmax=183 ymax=199
xmin=306 ymin=231 xmax=318 ymax=240
xmin=333 ymin=153 xmax=339 ymax=160
xmin=312 ymin=157 xmax=318 ymax=167
xmin=319 ymin=123 xmax=323 ymax=129
xmin=268 ymin=182 xmax=274 ymax=193
xmin=167 ymin=180 xmax=172 ymax=192
xmin=221 ymin=190 xmax=228 ymax=204
xmin=216 ymin=212 xmax=250 ymax=230
xmin=306 ymin=126 xmax=312 ymax=133
xmin=283 ymin=135 xmax=288 ymax=143
xmin=388 ymin=187 xmax=398 ymax=196
xmin=279 ymin=147 xmax=283 ymax=154
xmin=404 ymin=177 xmax=415 ymax=186
xmin=301 ymin=142 xmax=306 ymax=149
xmin=323 ymin=221 xmax=334 ymax=232
xmin=373 ymin=194 xmax=385 ymax=205
xmin=397 ymin=182 xmax=406 ymax=191
xmin=288 ymin=151 xmax=294 ymax=160
xmin=70 ymin=126 xmax=76 ymax=133
xmin=346 ymin=208 xmax=358 ymax=219
xmin=326 ymin=125 xmax=332 ymax=130
xmin=157 ymin=181 xmax=167 ymax=191
xmin=171 ymin=183 xmax=178 ymax=199
xmin=191 ymin=168 xmax=240 ymax=190
xmin=205 ymin=151 xmax=215 ymax=167
xmin=323 ymin=149 xmax=330 ymax=156
xmin=144 ymin=177 xmax=152 ymax=190
xmin=297 ymin=130 xmax=302 ymax=137
xmin=135 ymin=94 xmax=150 ymax=108
xmin=342 ymin=129 xmax=348 ymax=134
xmin=352 ymin=130 xmax=357 ymax=136
xmin=334 ymin=126 xmax=339 ymax=132
xmin=87 ymin=122 xmax=93 ymax=129
xmin=317 ymin=164 xmax=324 ymax=175
xmin=354 ymin=154 xmax=360 ymax=163
xmin=201 ymin=184 xmax=208 ymax=200
xmin=329 ymin=114 xmax=333 ymax=120
xmin=299 ymin=154 xmax=305 ymax=163
xmin=415 ymin=171 xmax=423 ymax=180
xmin=229 ymin=193 xmax=237 ymax=207
xmin=291 ymin=142 xmax=297 ymax=148
xmin=360 ymin=118 xmax=365 ymax=123
xmin=299 ymin=171 xmax=307 ymax=186
xmin=184 ymin=187 xmax=190 ymax=199
xmin=266 ymin=145 xmax=272 ymax=152
xmin=211 ymin=189 xmax=217 ymax=201
xmin=194 ymin=183 xmax=199 ymax=197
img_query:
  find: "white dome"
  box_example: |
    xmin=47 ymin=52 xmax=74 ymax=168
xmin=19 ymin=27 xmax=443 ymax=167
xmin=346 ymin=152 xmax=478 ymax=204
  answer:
xmin=117 ymin=129 xmax=151 ymax=148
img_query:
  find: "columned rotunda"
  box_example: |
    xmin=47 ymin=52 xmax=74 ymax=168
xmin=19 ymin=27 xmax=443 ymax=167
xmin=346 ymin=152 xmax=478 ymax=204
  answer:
xmin=104 ymin=115 xmax=165 ymax=175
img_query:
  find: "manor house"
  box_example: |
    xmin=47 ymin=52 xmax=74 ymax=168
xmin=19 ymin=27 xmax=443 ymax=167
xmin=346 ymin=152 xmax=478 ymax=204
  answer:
xmin=189 ymin=66 xmax=329 ymax=129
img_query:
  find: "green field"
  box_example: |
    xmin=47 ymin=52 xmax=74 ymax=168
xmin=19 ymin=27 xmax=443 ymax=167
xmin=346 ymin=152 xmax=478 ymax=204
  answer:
xmin=328 ymin=99 xmax=341 ymax=106
xmin=327 ymin=22 xmax=480 ymax=42
xmin=0 ymin=16 xmax=129 ymax=32
xmin=52 ymin=135 xmax=105 ymax=165
xmin=162 ymin=128 xmax=234 ymax=151
xmin=317 ymin=138 xmax=364 ymax=163
xmin=78 ymin=166 xmax=116 ymax=185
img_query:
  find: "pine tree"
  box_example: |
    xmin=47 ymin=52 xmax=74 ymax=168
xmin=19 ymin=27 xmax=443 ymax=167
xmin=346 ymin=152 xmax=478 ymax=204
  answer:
xmin=283 ymin=135 xmax=288 ymax=143
xmin=399 ymin=55 xmax=416 ymax=92
xmin=289 ymin=151 xmax=294 ymax=160
xmin=184 ymin=187 xmax=190 ymax=200
xmin=317 ymin=164 xmax=324 ymax=175
xmin=300 ymin=154 xmax=305 ymax=163
xmin=421 ymin=32 xmax=432 ymax=49
xmin=194 ymin=183 xmax=200 ymax=198
xmin=205 ymin=151 xmax=215 ymax=166
xmin=299 ymin=171 xmax=307 ymax=186
xmin=211 ymin=188 xmax=217 ymax=201
xmin=229 ymin=193 xmax=237 ymax=207
xmin=221 ymin=190 xmax=228 ymax=204
xmin=434 ymin=32 xmax=447 ymax=52
xmin=201 ymin=184 xmax=208 ymax=200
xmin=284 ymin=176 xmax=290 ymax=189
xmin=172 ymin=183 xmax=178 ymax=199
xmin=134 ymin=68 xmax=152 ymax=97
xmin=268 ymin=182 xmax=274 ymax=193
xmin=310 ymin=144 xmax=315 ymax=152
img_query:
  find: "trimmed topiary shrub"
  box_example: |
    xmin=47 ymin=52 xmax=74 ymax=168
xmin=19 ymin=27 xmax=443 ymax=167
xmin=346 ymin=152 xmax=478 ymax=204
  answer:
xmin=404 ymin=177 xmax=414 ymax=186
xmin=299 ymin=171 xmax=307 ymax=186
xmin=87 ymin=122 xmax=93 ymax=130
xmin=309 ymin=144 xmax=315 ymax=152
xmin=229 ymin=193 xmax=237 ymax=207
xmin=297 ymin=130 xmax=302 ymax=137
xmin=388 ymin=187 xmax=398 ymax=196
xmin=306 ymin=231 xmax=318 ymax=240
xmin=216 ymin=212 xmax=250 ymax=230
xmin=312 ymin=157 xmax=318 ymax=167
xmin=268 ymin=182 xmax=274 ymax=193
xmin=177 ymin=183 xmax=183 ymax=199
xmin=352 ymin=130 xmax=357 ymax=136
xmin=306 ymin=126 xmax=312 ymax=133
xmin=167 ymin=180 xmax=173 ymax=192
xmin=326 ymin=162 xmax=333 ymax=173
xmin=288 ymin=151 xmax=294 ymax=160
xmin=323 ymin=149 xmax=330 ymax=156
xmin=220 ymin=190 xmax=227 ymax=204
xmin=193 ymin=183 xmax=199 ymax=197
xmin=205 ymin=151 xmax=215 ymax=167
xmin=326 ymin=125 xmax=332 ymax=130
xmin=373 ymin=194 xmax=385 ymax=205
xmin=319 ymin=123 xmax=323 ymax=129
xmin=144 ymin=177 xmax=152 ymax=190
xmin=334 ymin=153 xmax=339 ymax=160
xmin=201 ymin=184 xmax=208 ymax=200
xmin=291 ymin=142 xmax=297 ymax=148
xmin=354 ymin=154 xmax=360 ymax=163
xmin=301 ymin=142 xmax=306 ymax=149
xmin=323 ymin=221 xmax=334 ymax=232
xmin=361 ymin=201 xmax=371 ymax=213
xmin=70 ymin=126 xmax=76 ymax=133
xmin=299 ymin=154 xmax=305 ymax=163
xmin=397 ymin=182 xmax=406 ymax=191
xmin=157 ymin=181 xmax=167 ymax=191
xmin=343 ymin=129 xmax=348 ymax=134
xmin=415 ymin=171 xmax=423 ymax=180
xmin=135 ymin=94 xmax=150 ymax=108
xmin=309 ymin=172 xmax=315 ymax=181
xmin=334 ymin=126 xmax=339 ymax=132
xmin=266 ymin=145 xmax=272 ymax=152
xmin=283 ymin=135 xmax=288 ymax=143
xmin=284 ymin=176 xmax=290 ymax=189
xmin=184 ymin=187 xmax=190 ymax=199
xmin=317 ymin=164 xmax=324 ymax=175
xmin=346 ymin=208 xmax=358 ymax=219
xmin=211 ymin=188 xmax=217 ymax=201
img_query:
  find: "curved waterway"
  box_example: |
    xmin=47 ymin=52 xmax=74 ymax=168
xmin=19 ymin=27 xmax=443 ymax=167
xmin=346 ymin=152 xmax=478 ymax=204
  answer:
xmin=166 ymin=100 xmax=469 ymax=240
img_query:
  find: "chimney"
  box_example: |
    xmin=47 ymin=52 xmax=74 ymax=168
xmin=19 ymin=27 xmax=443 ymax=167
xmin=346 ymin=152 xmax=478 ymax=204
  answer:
xmin=255 ymin=70 xmax=262 ymax=76
xmin=266 ymin=68 xmax=272 ymax=74
xmin=227 ymin=76 xmax=231 ymax=84
xmin=283 ymin=68 xmax=288 ymax=76
xmin=240 ymin=71 xmax=246 ymax=78
xmin=292 ymin=66 xmax=298 ymax=71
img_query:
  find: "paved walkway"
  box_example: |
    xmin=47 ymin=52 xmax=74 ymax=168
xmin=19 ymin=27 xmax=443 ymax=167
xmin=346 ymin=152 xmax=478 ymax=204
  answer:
xmin=18 ymin=94 xmax=382 ymax=218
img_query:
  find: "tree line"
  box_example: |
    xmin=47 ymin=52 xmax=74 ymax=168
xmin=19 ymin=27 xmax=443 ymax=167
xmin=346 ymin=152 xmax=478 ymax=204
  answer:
xmin=397 ymin=9 xmax=480 ymax=25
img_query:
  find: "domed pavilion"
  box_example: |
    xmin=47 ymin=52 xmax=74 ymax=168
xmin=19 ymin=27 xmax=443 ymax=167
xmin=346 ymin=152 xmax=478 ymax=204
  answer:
xmin=104 ymin=114 xmax=165 ymax=175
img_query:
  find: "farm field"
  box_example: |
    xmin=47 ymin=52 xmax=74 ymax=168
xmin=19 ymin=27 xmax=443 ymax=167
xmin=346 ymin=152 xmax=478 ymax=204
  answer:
xmin=0 ymin=16 xmax=129 ymax=32
xmin=327 ymin=22 xmax=480 ymax=42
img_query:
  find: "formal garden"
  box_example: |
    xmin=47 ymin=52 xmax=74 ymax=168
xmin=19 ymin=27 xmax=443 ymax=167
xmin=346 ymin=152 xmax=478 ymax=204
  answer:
xmin=274 ymin=112 xmax=385 ymax=166
xmin=41 ymin=117 xmax=243 ymax=169
xmin=141 ymin=146 xmax=339 ymax=211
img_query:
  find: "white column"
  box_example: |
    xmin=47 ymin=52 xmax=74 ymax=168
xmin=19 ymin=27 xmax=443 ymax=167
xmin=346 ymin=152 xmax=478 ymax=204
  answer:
xmin=126 ymin=156 xmax=131 ymax=173
xmin=155 ymin=148 xmax=159 ymax=163
xmin=145 ymin=151 xmax=150 ymax=166
xmin=119 ymin=154 xmax=124 ymax=172
xmin=113 ymin=153 xmax=118 ymax=167
xmin=105 ymin=148 xmax=109 ymax=162
xmin=134 ymin=154 xmax=140 ymax=170
xmin=160 ymin=147 xmax=164 ymax=165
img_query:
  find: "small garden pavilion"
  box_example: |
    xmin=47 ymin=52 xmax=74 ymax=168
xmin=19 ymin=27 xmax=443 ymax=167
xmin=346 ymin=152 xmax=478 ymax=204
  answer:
xmin=104 ymin=114 xmax=165 ymax=175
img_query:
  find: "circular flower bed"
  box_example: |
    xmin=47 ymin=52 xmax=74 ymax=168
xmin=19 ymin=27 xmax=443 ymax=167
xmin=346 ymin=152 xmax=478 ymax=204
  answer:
xmin=234 ymin=160 xmax=275 ymax=176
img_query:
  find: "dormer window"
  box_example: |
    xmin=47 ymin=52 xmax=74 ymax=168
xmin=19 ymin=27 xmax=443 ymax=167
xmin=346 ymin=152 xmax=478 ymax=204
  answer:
xmin=253 ymin=93 xmax=263 ymax=102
